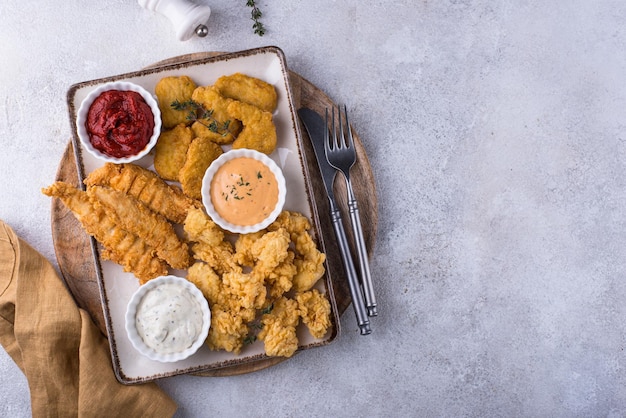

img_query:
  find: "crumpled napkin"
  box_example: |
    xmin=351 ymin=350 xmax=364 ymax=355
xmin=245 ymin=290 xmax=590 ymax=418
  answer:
xmin=0 ymin=220 xmax=177 ymax=417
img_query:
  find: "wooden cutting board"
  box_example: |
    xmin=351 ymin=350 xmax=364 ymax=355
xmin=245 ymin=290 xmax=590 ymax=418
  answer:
xmin=50 ymin=52 xmax=378 ymax=377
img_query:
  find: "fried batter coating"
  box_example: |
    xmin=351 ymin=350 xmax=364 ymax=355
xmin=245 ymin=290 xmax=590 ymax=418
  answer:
xmin=269 ymin=211 xmax=325 ymax=291
xmin=84 ymin=163 xmax=199 ymax=224
xmin=183 ymin=207 xmax=225 ymax=246
xmin=179 ymin=137 xmax=223 ymax=199
xmin=207 ymin=306 xmax=249 ymax=354
xmin=88 ymin=185 xmax=191 ymax=269
xmin=233 ymin=230 xmax=266 ymax=267
xmin=191 ymin=86 xmax=242 ymax=144
xmin=214 ymin=73 xmax=278 ymax=113
xmin=153 ymin=123 xmax=194 ymax=181
xmin=265 ymin=251 xmax=297 ymax=299
xmin=258 ymin=297 xmax=300 ymax=358
xmin=296 ymin=289 xmax=332 ymax=339
xmin=186 ymin=261 xmax=225 ymax=306
xmin=42 ymin=182 xmax=167 ymax=282
xmin=292 ymin=230 xmax=326 ymax=292
xmin=155 ymin=75 xmax=197 ymax=129
xmin=227 ymin=100 xmax=277 ymax=155
xmin=191 ymin=241 xmax=240 ymax=275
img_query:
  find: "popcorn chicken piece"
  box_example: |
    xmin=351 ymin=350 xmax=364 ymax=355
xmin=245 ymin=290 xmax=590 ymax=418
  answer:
xmin=155 ymin=75 xmax=197 ymax=128
xmin=207 ymin=306 xmax=248 ymax=354
xmin=296 ymin=289 xmax=331 ymax=339
xmin=227 ymin=100 xmax=277 ymax=155
xmin=153 ymin=124 xmax=194 ymax=181
xmin=215 ymin=72 xmax=278 ymax=113
xmin=258 ymin=297 xmax=300 ymax=358
xmin=179 ymin=137 xmax=223 ymax=199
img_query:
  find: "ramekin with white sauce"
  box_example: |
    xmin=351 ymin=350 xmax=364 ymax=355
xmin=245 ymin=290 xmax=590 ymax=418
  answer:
xmin=125 ymin=275 xmax=210 ymax=363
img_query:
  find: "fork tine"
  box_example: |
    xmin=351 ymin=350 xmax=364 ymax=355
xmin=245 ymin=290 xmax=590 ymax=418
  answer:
xmin=342 ymin=105 xmax=354 ymax=149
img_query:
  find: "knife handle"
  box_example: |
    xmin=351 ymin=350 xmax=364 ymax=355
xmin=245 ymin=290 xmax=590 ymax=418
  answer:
xmin=346 ymin=183 xmax=378 ymax=317
xmin=329 ymin=201 xmax=371 ymax=335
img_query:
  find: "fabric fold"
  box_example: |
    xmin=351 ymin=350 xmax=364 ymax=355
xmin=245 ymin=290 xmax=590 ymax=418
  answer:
xmin=0 ymin=220 xmax=177 ymax=418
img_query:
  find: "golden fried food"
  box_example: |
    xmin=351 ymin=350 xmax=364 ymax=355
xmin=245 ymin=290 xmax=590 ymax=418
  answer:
xmin=191 ymin=86 xmax=242 ymax=144
xmin=233 ymin=230 xmax=266 ymax=267
xmin=183 ymin=207 xmax=225 ymax=246
xmin=248 ymin=228 xmax=291 ymax=277
xmin=179 ymin=137 xmax=223 ymax=199
xmin=153 ymin=123 xmax=194 ymax=181
xmin=214 ymin=72 xmax=278 ymax=113
xmin=186 ymin=262 xmax=226 ymax=307
xmin=264 ymin=251 xmax=297 ymax=299
xmin=296 ymin=289 xmax=331 ymax=339
xmin=84 ymin=163 xmax=199 ymax=224
xmin=227 ymin=100 xmax=277 ymax=154
xmin=42 ymin=182 xmax=167 ymax=282
xmin=207 ymin=306 xmax=249 ymax=354
xmin=269 ymin=211 xmax=325 ymax=291
xmin=88 ymin=185 xmax=191 ymax=269
xmin=155 ymin=75 xmax=197 ymax=129
xmin=258 ymin=297 xmax=300 ymax=358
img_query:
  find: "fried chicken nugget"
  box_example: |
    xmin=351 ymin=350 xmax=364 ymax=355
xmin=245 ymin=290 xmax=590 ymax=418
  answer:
xmin=155 ymin=75 xmax=197 ymax=129
xmin=269 ymin=211 xmax=325 ymax=291
xmin=214 ymin=73 xmax=278 ymax=113
xmin=184 ymin=207 xmax=225 ymax=246
xmin=207 ymin=306 xmax=249 ymax=354
xmin=233 ymin=230 xmax=266 ymax=267
xmin=153 ymin=124 xmax=194 ymax=181
xmin=191 ymin=86 xmax=242 ymax=144
xmin=42 ymin=182 xmax=167 ymax=282
xmin=227 ymin=100 xmax=277 ymax=155
xmin=85 ymin=163 xmax=199 ymax=224
xmin=179 ymin=137 xmax=223 ymax=200
xmin=186 ymin=261 xmax=225 ymax=307
xmin=264 ymin=250 xmax=297 ymax=299
xmin=296 ymin=289 xmax=332 ymax=339
xmin=258 ymin=297 xmax=300 ymax=358
xmin=88 ymin=185 xmax=191 ymax=269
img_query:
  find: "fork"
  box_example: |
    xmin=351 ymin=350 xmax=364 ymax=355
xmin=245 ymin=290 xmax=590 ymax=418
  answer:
xmin=325 ymin=106 xmax=378 ymax=317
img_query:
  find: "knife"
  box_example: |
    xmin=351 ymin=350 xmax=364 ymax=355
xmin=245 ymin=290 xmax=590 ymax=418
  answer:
xmin=298 ymin=107 xmax=371 ymax=335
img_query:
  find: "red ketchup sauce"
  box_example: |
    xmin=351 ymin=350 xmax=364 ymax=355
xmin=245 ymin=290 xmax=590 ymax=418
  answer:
xmin=86 ymin=90 xmax=155 ymax=158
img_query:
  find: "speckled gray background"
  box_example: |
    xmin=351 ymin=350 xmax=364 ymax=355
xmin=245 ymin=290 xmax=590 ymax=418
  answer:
xmin=2 ymin=1 xmax=626 ymax=416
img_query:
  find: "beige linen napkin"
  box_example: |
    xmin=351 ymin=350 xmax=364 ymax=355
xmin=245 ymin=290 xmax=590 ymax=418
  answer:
xmin=0 ymin=220 xmax=177 ymax=417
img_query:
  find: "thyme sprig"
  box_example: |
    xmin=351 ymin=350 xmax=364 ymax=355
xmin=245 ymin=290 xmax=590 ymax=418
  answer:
xmin=244 ymin=302 xmax=274 ymax=345
xmin=246 ymin=0 xmax=266 ymax=36
xmin=170 ymin=99 xmax=232 ymax=136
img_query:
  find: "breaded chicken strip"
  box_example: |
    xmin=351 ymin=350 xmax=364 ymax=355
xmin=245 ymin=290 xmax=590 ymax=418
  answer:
xmin=191 ymin=86 xmax=242 ymax=144
xmin=84 ymin=163 xmax=199 ymax=224
xmin=296 ymin=289 xmax=332 ymax=339
xmin=227 ymin=100 xmax=277 ymax=155
xmin=42 ymin=182 xmax=167 ymax=282
xmin=155 ymin=75 xmax=197 ymax=129
xmin=88 ymin=185 xmax=191 ymax=269
xmin=153 ymin=123 xmax=194 ymax=181
xmin=179 ymin=137 xmax=223 ymax=199
xmin=207 ymin=306 xmax=249 ymax=354
xmin=214 ymin=73 xmax=278 ymax=113
xmin=258 ymin=297 xmax=300 ymax=358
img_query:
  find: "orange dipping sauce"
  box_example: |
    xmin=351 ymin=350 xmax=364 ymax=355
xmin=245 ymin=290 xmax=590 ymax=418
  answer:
xmin=210 ymin=157 xmax=279 ymax=226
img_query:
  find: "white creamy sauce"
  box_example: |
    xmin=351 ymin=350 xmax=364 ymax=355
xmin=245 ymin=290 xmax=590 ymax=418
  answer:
xmin=135 ymin=283 xmax=203 ymax=355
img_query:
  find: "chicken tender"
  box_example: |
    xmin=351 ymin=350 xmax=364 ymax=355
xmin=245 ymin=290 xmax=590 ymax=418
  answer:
xmin=258 ymin=297 xmax=300 ymax=358
xmin=215 ymin=73 xmax=278 ymax=113
xmin=191 ymin=86 xmax=242 ymax=144
xmin=186 ymin=261 xmax=225 ymax=306
xmin=42 ymin=182 xmax=167 ymax=282
xmin=233 ymin=230 xmax=266 ymax=267
xmin=85 ymin=163 xmax=199 ymax=224
xmin=264 ymin=251 xmax=297 ymax=299
xmin=88 ymin=185 xmax=191 ymax=269
xmin=155 ymin=75 xmax=197 ymax=128
xmin=179 ymin=137 xmax=223 ymax=199
xmin=227 ymin=100 xmax=277 ymax=155
xmin=153 ymin=124 xmax=194 ymax=181
xmin=296 ymin=289 xmax=332 ymax=339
